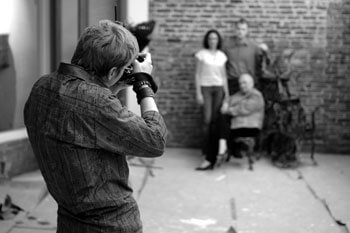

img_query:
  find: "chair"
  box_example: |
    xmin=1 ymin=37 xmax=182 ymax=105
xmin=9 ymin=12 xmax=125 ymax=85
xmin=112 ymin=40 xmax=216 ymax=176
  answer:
xmin=233 ymin=137 xmax=256 ymax=170
xmin=259 ymin=49 xmax=318 ymax=167
xmin=220 ymin=125 xmax=261 ymax=171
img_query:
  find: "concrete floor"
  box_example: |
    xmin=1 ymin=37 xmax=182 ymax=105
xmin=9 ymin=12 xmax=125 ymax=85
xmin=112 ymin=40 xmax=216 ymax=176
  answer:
xmin=0 ymin=148 xmax=349 ymax=233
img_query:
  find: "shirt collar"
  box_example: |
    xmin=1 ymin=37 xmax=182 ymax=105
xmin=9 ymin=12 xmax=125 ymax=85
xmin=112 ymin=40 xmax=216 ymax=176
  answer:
xmin=58 ymin=63 xmax=91 ymax=81
xmin=233 ymin=37 xmax=249 ymax=47
xmin=57 ymin=63 xmax=106 ymax=87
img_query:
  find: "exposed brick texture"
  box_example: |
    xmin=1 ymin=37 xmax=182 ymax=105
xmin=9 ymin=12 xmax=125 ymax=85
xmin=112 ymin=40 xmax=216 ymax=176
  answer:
xmin=149 ymin=0 xmax=350 ymax=153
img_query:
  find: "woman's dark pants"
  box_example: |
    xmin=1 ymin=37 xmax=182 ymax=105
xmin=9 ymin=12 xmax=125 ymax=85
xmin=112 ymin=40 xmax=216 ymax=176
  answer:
xmin=201 ymin=86 xmax=224 ymax=165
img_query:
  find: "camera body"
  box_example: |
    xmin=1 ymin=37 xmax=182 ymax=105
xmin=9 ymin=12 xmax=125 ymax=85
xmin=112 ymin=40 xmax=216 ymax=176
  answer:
xmin=119 ymin=55 xmax=145 ymax=84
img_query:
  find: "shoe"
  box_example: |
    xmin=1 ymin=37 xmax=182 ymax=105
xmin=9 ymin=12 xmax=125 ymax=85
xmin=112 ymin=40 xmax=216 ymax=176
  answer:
xmin=195 ymin=160 xmax=214 ymax=171
xmin=195 ymin=164 xmax=214 ymax=171
xmin=216 ymin=152 xmax=228 ymax=167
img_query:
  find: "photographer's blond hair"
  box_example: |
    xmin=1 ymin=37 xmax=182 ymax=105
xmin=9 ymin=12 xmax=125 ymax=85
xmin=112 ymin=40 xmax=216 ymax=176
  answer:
xmin=71 ymin=20 xmax=139 ymax=77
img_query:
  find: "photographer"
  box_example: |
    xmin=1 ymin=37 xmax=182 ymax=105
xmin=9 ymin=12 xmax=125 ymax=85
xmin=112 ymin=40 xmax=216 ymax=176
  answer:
xmin=24 ymin=20 xmax=167 ymax=233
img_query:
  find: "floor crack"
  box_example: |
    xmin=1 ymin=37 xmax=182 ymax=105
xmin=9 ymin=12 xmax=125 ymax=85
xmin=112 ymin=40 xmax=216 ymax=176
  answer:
xmin=134 ymin=158 xmax=157 ymax=200
xmin=296 ymin=169 xmax=350 ymax=233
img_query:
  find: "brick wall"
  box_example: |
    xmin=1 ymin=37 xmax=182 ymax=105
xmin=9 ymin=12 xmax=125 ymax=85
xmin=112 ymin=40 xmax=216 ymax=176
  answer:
xmin=149 ymin=0 xmax=350 ymax=153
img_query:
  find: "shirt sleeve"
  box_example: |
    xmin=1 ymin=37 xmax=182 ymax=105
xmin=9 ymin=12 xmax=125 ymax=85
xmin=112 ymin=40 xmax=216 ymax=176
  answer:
xmin=195 ymin=50 xmax=204 ymax=61
xmin=227 ymin=93 xmax=264 ymax=117
xmin=254 ymin=45 xmax=264 ymax=79
xmin=221 ymin=51 xmax=228 ymax=63
xmin=95 ymin=95 xmax=167 ymax=158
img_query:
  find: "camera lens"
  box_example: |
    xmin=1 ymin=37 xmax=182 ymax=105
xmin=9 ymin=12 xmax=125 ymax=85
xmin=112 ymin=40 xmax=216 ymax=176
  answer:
xmin=136 ymin=56 xmax=145 ymax=62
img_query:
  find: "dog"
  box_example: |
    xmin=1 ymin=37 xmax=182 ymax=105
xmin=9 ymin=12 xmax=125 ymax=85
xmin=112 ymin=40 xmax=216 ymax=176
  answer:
xmin=262 ymin=102 xmax=319 ymax=168
xmin=263 ymin=131 xmax=300 ymax=168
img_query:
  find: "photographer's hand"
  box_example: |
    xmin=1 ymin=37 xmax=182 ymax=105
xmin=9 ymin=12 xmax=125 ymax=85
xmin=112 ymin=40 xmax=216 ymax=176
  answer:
xmin=132 ymin=53 xmax=152 ymax=74
xmin=132 ymin=53 xmax=159 ymax=113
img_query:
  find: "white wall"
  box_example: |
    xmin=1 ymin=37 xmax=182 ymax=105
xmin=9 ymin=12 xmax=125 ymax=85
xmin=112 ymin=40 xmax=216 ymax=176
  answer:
xmin=0 ymin=0 xmax=12 ymax=34
xmin=127 ymin=0 xmax=149 ymax=24
xmin=0 ymin=0 xmax=79 ymax=129
xmin=0 ymin=0 xmax=53 ymax=130
xmin=8 ymin=0 xmax=40 ymax=129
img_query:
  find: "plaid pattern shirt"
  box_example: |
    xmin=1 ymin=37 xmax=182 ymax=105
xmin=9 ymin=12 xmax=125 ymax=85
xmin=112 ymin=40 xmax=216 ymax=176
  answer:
xmin=24 ymin=63 xmax=167 ymax=233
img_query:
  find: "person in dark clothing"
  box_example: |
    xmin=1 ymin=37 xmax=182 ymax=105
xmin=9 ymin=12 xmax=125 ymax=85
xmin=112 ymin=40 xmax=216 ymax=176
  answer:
xmin=224 ymin=18 xmax=264 ymax=95
xmin=24 ymin=20 xmax=167 ymax=233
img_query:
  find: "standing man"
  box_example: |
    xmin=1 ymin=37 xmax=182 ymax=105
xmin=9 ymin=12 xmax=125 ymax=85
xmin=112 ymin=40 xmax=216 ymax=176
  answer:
xmin=24 ymin=20 xmax=167 ymax=233
xmin=225 ymin=18 xmax=264 ymax=95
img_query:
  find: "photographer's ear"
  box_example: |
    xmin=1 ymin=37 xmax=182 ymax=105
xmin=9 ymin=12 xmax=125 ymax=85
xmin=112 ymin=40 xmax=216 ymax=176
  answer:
xmin=104 ymin=67 xmax=123 ymax=87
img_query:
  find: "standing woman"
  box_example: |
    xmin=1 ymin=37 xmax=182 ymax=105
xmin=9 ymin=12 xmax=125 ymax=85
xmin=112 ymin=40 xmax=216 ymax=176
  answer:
xmin=195 ymin=29 xmax=229 ymax=170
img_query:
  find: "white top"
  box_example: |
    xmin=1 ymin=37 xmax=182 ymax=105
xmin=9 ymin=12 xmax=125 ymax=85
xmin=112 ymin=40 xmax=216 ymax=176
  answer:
xmin=195 ymin=49 xmax=228 ymax=86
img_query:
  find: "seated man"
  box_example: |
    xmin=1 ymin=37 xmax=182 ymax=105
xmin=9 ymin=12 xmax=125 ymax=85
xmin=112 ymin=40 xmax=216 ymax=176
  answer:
xmin=218 ymin=73 xmax=265 ymax=167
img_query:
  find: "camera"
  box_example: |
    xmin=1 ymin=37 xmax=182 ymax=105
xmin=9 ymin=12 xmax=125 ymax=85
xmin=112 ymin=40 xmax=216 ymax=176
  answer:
xmin=118 ymin=55 xmax=146 ymax=84
xmin=114 ymin=19 xmax=156 ymax=85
